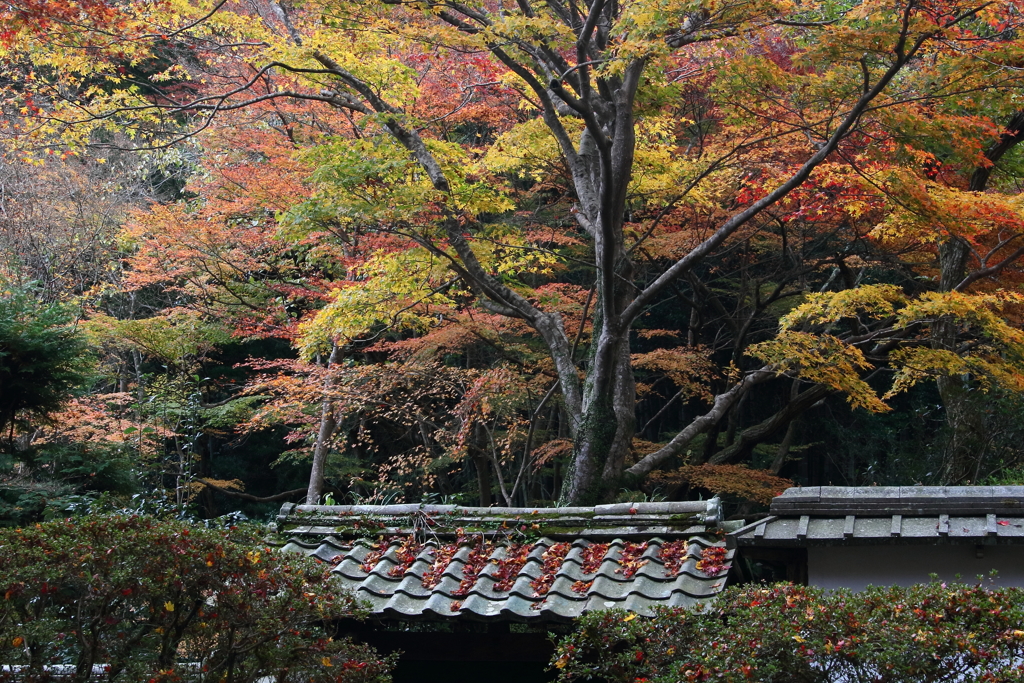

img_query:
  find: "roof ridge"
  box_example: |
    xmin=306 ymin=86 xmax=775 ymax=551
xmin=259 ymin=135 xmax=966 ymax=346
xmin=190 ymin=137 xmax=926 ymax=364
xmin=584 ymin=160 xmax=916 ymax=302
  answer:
xmin=276 ymin=499 xmax=725 ymax=541
xmin=770 ymin=486 xmax=1024 ymax=516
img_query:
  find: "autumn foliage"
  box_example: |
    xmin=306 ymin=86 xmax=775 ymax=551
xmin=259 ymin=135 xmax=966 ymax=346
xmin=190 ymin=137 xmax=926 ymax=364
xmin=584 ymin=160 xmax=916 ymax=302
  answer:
xmin=553 ymin=583 xmax=1024 ymax=682
xmin=0 ymin=516 xmax=395 ymax=683
xmin=3 ymin=0 xmax=1024 ymax=511
xmin=651 ymin=465 xmax=793 ymax=505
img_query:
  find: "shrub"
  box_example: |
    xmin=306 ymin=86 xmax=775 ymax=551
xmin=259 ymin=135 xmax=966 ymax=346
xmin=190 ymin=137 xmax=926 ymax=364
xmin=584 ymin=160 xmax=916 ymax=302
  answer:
xmin=0 ymin=516 xmax=395 ymax=683
xmin=552 ymin=583 xmax=1024 ymax=682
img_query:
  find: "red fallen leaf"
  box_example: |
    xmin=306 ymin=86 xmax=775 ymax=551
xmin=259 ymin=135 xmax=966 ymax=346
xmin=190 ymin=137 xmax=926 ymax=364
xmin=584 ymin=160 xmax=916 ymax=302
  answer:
xmin=360 ymin=541 xmax=388 ymax=573
xmin=696 ymin=546 xmax=729 ymax=577
xmin=421 ymin=543 xmax=458 ymax=589
xmin=387 ymin=537 xmax=424 ymax=577
xmin=451 ymin=541 xmax=494 ymax=597
xmin=997 ymin=520 xmax=1010 ymax=526
xmin=658 ymin=540 xmax=690 ymax=577
xmin=580 ymin=543 xmax=609 ymax=574
xmin=530 ymin=542 xmax=570 ymax=597
xmin=615 ymin=542 xmax=649 ymax=579
xmin=492 ymin=543 xmax=531 ymax=592
xmin=629 ymin=507 xmax=637 ymax=515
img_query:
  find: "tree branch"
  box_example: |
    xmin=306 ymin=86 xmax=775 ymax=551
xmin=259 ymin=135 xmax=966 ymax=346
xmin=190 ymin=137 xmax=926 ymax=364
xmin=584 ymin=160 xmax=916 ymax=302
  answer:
xmin=707 ymin=384 xmax=829 ymax=465
xmin=626 ymin=365 xmax=777 ymax=477
xmin=620 ymin=21 xmax=937 ymax=330
xmin=197 ymin=480 xmax=306 ymax=503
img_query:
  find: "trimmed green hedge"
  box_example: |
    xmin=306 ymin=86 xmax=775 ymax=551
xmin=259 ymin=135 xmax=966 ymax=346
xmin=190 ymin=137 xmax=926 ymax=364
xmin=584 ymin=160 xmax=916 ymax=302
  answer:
xmin=553 ymin=583 xmax=1024 ymax=682
xmin=0 ymin=516 xmax=394 ymax=683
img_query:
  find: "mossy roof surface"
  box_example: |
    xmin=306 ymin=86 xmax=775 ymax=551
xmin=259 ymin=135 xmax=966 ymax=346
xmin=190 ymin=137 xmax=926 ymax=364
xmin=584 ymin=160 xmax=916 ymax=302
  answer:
xmin=276 ymin=501 xmax=733 ymax=622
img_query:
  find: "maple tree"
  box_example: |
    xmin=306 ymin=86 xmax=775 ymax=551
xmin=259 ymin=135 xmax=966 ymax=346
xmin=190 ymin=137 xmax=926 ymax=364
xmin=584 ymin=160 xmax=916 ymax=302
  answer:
xmin=2 ymin=0 xmax=1024 ymax=506
xmin=651 ymin=464 xmax=793 ymax=506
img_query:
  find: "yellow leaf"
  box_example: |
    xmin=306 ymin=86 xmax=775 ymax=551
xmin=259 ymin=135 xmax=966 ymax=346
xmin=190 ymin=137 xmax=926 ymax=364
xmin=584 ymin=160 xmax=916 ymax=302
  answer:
xmin=164 ymin=601 xmax=174 ymax=612
xmin=623 ymin=612 xmax=637 ymax=622
xmin=321 ymin=657 xmax=332 ymax=667
xmin=554 ymin=656 xmax=569 ymax=669
xmin=793 ymin=635 xmax=805 ymax=643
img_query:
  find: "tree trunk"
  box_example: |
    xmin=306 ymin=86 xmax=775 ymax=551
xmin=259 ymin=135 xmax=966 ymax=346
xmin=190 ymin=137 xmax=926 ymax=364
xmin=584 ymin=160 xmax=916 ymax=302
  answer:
xmin=306 ymin=343 xmax=339 ymax=504
xmin=933 ymin=112 xmax=1024 ymax=483
xmin=560 ymin=328 xmax=636 ymax=504
xmin=933 ymin=238 xmax=983 ymax=483
xmin=770 ymin=379 xmax=804 ymax=474
xmin=554 ymin=60 xmax=646 ymax=505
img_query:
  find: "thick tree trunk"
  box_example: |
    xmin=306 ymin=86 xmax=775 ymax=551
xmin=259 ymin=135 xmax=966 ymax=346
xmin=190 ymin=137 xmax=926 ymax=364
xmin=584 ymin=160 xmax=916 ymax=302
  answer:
xmin=559 ymin=327 xmax=636 ymax=504
xmin=557 ymin=66 xmax=642 ymax=504
xmin=474 ymin=453 xmax=492 ymax=507
xmin=936 ymin=375 xmax=987 ymax=483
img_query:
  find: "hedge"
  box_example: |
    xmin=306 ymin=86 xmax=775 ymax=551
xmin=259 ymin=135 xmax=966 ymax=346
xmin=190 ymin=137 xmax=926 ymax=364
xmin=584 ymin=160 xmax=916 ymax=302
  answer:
xmin=553 ymin=582 xmax=1024 ymax=682
xmin=0 ymin=516 xmax=394 ymax=683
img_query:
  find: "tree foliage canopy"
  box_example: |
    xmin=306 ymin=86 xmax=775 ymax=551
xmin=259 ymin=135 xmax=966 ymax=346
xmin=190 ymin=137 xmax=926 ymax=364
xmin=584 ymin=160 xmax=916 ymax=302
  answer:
xmin=1 ymin=0 xmax=1024 ymax=508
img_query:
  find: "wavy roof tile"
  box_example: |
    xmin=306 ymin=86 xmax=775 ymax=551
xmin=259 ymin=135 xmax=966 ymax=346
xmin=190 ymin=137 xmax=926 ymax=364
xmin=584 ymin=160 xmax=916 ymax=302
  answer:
xmin=276 ymin=501 xmax=735 ymax=622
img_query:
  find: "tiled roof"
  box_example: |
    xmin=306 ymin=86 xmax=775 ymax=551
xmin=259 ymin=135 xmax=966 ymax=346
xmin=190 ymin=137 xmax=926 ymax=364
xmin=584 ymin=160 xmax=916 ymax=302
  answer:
xmin=728 ymin=486 xmax=1024 ymax=547
xmin=276 ymin=501 xmax=735 ymax=622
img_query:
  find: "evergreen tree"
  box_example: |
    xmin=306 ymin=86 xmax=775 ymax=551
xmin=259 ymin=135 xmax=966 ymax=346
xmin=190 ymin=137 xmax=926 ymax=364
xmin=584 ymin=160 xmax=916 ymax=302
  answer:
xmin=0 ymin=284 xmax=90 ymax=451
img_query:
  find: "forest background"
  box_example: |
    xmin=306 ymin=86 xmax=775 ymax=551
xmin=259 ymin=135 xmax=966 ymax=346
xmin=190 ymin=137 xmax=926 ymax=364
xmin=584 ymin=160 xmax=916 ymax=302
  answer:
xmin=2 ymin=0 xmax=1024 ymax=524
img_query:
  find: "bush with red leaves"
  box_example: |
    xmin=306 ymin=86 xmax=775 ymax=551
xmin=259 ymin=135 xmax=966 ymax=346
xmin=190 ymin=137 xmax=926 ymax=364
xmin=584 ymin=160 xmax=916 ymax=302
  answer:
xmin=552 ymin=583 xmax=1024 ymax=682
xmin=0 ymin=516 xmax=396 ymax=683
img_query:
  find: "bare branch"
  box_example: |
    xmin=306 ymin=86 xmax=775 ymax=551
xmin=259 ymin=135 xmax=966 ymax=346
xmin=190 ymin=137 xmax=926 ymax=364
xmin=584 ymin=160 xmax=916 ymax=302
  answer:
xmin=626 ymin=366 xmax=777 ymax=477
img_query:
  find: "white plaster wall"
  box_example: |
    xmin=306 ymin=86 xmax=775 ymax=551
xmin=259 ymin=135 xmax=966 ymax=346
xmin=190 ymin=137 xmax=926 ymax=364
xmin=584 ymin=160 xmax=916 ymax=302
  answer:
xmin=807 ymin=545 xmax=1024 ymax=591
